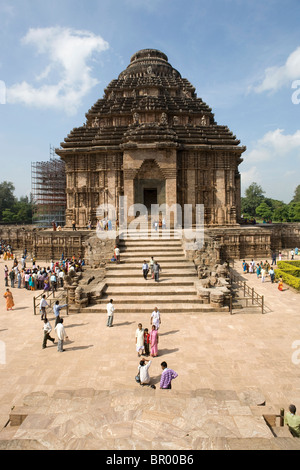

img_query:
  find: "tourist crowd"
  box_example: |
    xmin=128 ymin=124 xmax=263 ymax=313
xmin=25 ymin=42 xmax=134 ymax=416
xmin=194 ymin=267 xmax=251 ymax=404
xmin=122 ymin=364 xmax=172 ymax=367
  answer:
xmin=242 ymin=248 xmax=299 ymax=291
xmin=2 ymin=242 xmax=85 ymax=293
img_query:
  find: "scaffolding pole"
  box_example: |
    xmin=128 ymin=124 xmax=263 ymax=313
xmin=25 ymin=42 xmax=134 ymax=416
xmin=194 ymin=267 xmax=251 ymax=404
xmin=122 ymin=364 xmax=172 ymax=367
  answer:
xmin=31 ymin=145 xmax=66 ymax=227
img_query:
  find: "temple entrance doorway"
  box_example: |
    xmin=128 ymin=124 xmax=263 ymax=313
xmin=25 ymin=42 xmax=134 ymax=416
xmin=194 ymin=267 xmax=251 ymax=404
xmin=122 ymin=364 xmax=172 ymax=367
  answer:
xmin=144 ymin=188 xmax=158 ymax=212
xmin=133 ymin=159 xmax=166 ymax=215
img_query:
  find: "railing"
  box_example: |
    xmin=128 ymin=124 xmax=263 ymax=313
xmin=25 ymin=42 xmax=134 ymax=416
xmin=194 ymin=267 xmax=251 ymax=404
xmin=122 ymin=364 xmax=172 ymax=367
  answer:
xmin=33 ymin=290 xmax=69 ymax=316
xmin=229 ymin=270 xmax=265 ymax=314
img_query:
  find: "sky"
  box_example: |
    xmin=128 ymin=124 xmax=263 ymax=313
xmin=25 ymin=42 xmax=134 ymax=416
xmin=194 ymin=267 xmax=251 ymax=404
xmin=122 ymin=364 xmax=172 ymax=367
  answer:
xmin=0 ymin=0 xmax=300 ymax=203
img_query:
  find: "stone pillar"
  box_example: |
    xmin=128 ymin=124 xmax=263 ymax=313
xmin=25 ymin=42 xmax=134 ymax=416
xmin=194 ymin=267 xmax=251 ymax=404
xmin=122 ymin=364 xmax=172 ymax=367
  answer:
xmin=123 ymin=169 xmax=136 ymax=224
xmin=215 ymin=169 xmax=226 ymax=225
xmin=164 ymin=171 xmax=177 ymax=227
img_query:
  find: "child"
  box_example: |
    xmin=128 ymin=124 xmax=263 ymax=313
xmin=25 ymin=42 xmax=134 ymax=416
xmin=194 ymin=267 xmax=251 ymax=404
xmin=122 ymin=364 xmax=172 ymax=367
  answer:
xmin=144 ymin=328 xmax=150 ymax=356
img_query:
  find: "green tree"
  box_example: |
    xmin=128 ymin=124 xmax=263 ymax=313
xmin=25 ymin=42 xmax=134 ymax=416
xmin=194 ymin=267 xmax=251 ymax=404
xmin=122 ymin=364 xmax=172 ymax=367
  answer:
xmin=289 ymin=202 xmax=300 ymax=222
xmin=241 ymin=182 xmax=265 ymax=217
xmin=0 ymin=181 xmax=16 ymax=220
xmin=256 ymin=202 xmax=273 ymax=221
xmin=1 ymin=209 xmax=17 ymax=223
xmin=0 ymin=183 xmax=33 ymax=224
xmin=273 ymin=203 xmax=290 ymax=222
xmin=291 ymin=184 xmax=300 ymax=203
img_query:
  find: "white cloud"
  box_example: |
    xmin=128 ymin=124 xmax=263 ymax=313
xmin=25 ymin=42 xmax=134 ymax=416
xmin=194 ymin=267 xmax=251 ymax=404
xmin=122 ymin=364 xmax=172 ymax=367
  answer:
xmin=7 ymin=27 xmax=109 ymax=115
xmin=241 ymin=166 xmax=260 ymax=192
xmin=246 ymin=128 xmax=300 ymax=163
xmin=251 ymin=46 xmax=300 ymax=93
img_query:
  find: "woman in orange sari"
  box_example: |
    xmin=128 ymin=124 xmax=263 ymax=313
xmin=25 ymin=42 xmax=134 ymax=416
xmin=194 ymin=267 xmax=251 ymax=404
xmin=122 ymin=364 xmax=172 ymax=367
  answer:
xmin=278 ymin=276 xmax=284 ymax=292
xmin=4 ymin=289 xmax=14 ymax=311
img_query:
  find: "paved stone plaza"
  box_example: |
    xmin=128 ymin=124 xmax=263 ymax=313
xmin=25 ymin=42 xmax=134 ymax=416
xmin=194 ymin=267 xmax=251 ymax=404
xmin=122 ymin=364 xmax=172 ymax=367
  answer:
xmin=0 ymin=254 xmax=300 ymax=450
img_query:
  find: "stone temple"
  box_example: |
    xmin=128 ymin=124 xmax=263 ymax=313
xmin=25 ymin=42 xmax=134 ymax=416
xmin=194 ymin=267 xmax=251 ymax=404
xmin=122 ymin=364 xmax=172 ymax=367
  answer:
xmin=56 ymin=49 xmax=246 ymax=228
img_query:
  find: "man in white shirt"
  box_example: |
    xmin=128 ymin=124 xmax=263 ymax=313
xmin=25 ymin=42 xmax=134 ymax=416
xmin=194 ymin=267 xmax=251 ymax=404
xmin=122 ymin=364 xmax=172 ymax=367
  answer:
xmin=137 ymin=358 xmax=155 ymax=388
xmin=42 ymin=318 xmax=55 ymax=349
xmin=58 ymin=270 xmax=64 ymax=288
xmin=114 ymin=246 xmax=120 ymax=264
xmin=50 ymin=273 xmax=57 ymax=293
xmin=135 ymin=323 xmax=145 ymax=356
xmin=55 ymin=318 xmax=69 ymax=352
xmin=107 ymin=299 xmax=115 ymax=327
xmin=142 ymin=261 xmax=149 ymax=280
xmin=39 ymin=295 xmax=50 ymax=320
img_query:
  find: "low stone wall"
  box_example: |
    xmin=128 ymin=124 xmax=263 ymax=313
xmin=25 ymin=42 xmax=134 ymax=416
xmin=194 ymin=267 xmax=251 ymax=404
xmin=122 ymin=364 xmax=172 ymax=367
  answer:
xmin=0 ymin=226 xmax=116 ymax=264
xmin=183 ymin=226 xmax=273 ymax=264
xmin=270 ymin=223 xmax=300 ymax=250
xmin=1 ymin=223 xmax=299 ymax=263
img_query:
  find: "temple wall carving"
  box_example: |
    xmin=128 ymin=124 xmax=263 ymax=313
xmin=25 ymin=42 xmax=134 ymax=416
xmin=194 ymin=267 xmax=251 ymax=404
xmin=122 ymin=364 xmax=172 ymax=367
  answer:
xmin=1 ymin=224 xmax=299 ymax=262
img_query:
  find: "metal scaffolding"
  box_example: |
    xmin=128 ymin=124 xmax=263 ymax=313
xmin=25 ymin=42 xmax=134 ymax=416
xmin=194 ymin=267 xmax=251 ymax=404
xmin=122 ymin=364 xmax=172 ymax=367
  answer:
xmin=31 ymin=146 xmax=66 ymax=227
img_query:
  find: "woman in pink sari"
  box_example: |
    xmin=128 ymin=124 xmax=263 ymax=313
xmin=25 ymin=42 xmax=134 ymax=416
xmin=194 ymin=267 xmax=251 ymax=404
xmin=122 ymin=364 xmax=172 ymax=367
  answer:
xmin=149 ymin=325 xmax=159 ymax=357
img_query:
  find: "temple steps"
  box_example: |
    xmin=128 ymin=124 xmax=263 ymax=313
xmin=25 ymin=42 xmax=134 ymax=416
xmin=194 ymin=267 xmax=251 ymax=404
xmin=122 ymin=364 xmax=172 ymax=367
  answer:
xmin=105 ymin=271 xmax=196 ymax=278
xmin=81 ymin=303 xmax=228 ymax=314
xmin=86 ymin=220 xmax=221 ymax=314
xmin=103 ymin=279 xmax=196 ymax=287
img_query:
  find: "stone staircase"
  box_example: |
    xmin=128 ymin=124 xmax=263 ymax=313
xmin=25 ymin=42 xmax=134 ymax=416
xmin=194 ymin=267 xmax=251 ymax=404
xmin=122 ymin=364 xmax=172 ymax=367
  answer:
xmin=1 ymin=388 xmax=300 ymax=450
xmin=82 ymin=227 xmax=229 ymax=314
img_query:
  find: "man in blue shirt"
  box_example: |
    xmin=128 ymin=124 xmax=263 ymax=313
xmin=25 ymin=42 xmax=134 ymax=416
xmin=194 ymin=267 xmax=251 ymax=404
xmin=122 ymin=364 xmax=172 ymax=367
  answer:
xmin=53 ymin=300 xmax=68 ymax=326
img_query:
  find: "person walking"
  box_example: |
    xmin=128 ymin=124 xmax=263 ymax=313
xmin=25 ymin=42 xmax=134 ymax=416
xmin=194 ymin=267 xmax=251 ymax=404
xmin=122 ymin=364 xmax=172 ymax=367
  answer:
xmin=106 ymin=299 xmax=115 ymax=327
xmin=3 ymin=289 xmax=14 ymax=311
xmin=142 ymin=260 xmax=149 ymax=280
xmin=153 ymin=261 xmax=161 ymax=282
xmin=256 ymin=264 xmax=261 ymax=279
xmin=249 ymin=259 xmax=254 ymax=274
xmin=42 ymin=318 xmax=55 ymax=349
xmin=160 ymin=362 xmax=178 ymax=389
xmin=149 ymin=325 xmax=159 ymax=357
xmin=40 ymin=295 xmax=50 ymax=320
xmin=149 ymin=256 xmax=155 ymax=279
xmin=150 ymin=307 xmax=161 ymax=331
xmin=261 ymin=267 xmax=266 ymax=283
xmin=135 ymin=323 xmax=145 ymax=357
xmin=55 ymin=318 xmax=69 ymax=352
xmin=269 ymin=267 xmax=275 ymax=284
xmin=114 ymin=246 xmax=120 ymax=264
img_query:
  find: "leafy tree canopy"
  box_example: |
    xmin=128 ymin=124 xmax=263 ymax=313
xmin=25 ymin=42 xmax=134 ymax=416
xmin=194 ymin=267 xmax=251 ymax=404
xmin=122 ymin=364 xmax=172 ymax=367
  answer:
xmin=0 ymin=181 xmax=32 ymax=224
